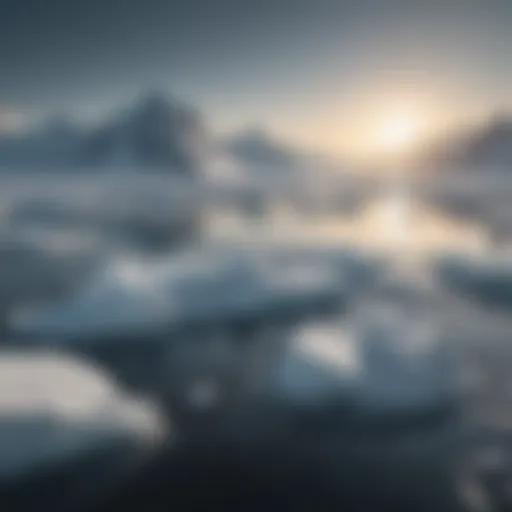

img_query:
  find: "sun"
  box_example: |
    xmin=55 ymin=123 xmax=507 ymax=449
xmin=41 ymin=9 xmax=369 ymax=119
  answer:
xmin=376 ymin=111 xmax=423 ymax=155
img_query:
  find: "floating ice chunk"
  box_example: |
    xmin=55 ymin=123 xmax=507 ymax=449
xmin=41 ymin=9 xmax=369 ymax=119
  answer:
xmin=264 ymin=285 xmax=459 ymax=424
xmin=352 ymin=292 xmax=458 ymax=417
xmin=0 ymin=351 xmax=162 ymax=437
xmin=268 ymin=321 xmax=360 ymax=407
xmin=10 ymin=247 xmax=345 ymax=344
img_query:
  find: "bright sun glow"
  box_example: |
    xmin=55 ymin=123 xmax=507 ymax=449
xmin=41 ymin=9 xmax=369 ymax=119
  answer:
xmin=376 ymin=111 xmax=422 ymax=154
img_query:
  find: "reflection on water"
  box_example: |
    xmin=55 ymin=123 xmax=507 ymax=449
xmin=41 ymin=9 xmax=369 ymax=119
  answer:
xmin=206 ymin=186 xmax=491 ymax=265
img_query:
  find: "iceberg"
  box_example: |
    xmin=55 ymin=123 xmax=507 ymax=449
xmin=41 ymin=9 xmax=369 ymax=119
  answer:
xmin=8 ymin=247 xmax=347 ymax=428
xmin=262 ymin=284 xmax=460 ymax=430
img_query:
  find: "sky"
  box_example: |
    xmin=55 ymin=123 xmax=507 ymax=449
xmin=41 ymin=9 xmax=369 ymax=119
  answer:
xmin=1 ymin=0 xmax=512 ymax=161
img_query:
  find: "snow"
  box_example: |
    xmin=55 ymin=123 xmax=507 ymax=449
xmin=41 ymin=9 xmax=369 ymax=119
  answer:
xmin=269 ymin=321 xmax=360 ymax=406
xmin=7 ymin=245 xmax=463 ymax=423
xmin=10 ymin=244 xmax=347 ymax=342
xmin=0 ymin=350 xmax=161 ymax=490
xmin=265 ymin=281 xmax=459 ymax=419
xmin=0 ymin=351 xmax=163 ymax=469
xmin=1 ymin=168 xmax=510 ymax=438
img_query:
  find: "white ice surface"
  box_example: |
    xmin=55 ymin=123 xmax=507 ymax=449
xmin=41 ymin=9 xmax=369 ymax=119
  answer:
xmin=0 ymin=350 xmax=162 ymax=478
xmin=266 ymin=285 xmax=458 ymax=417
xmin=11 ymin=243 xmax=350 ymax=342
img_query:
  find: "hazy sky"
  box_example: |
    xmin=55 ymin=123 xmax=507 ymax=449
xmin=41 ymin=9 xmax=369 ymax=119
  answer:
xmin=1 ymin=0 xmax=511 ymax=159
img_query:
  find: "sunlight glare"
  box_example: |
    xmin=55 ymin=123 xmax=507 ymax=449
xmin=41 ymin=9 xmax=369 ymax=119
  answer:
xmin=376 ymin=109 xmax=423 ymax=155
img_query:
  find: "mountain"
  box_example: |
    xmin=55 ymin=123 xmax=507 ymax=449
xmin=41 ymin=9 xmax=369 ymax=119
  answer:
xmin=0 ymin=93 xmax=333 ymax=178
xmin=0 ymin=92 xmax=206 ymax=175
xmin=82 ymin=92 xmax=206 ymax=174
xmin=420 ymin=112 xmax=512 ymax=171
xmin=222 ymin=126 xmax=298 ymax=168
xmin=461 ymin=114 xmax=512 ymax=168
